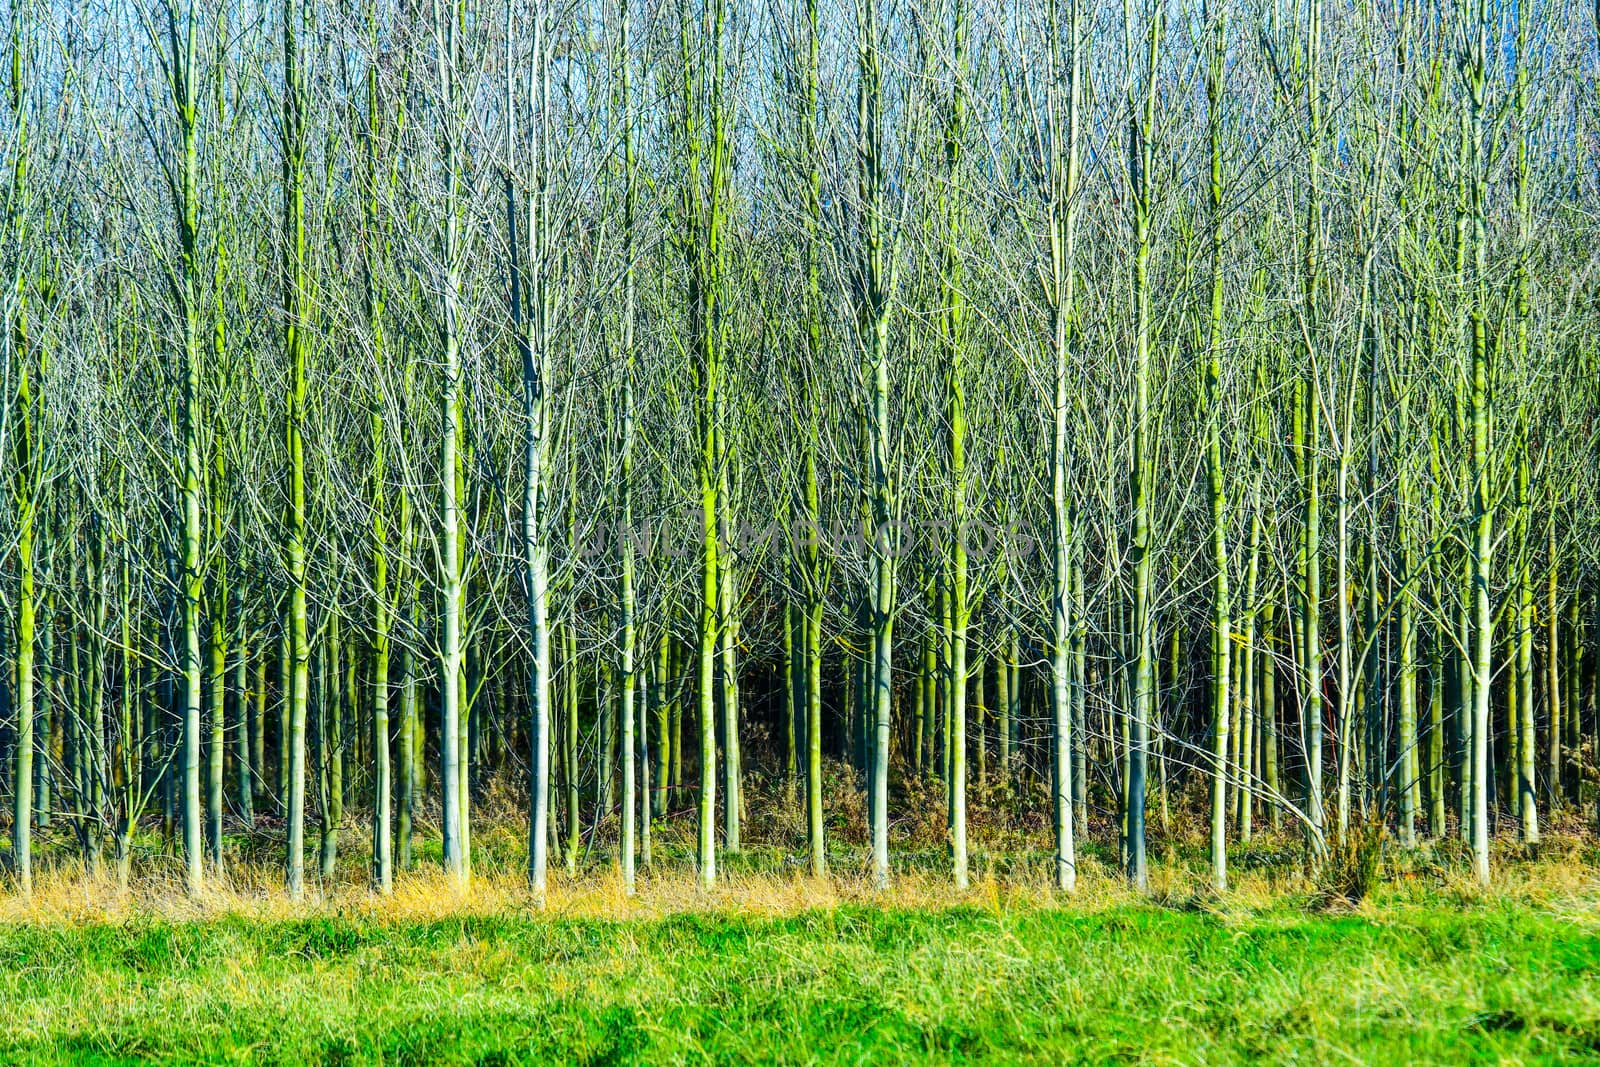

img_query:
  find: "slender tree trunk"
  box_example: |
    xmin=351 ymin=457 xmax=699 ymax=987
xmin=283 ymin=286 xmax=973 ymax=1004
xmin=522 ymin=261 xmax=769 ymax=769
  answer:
xmin=1123 ymin=0 xmax=1162 ymax=891
xmin=1464 ymin=0 xmax=1492 ymax=887
xmin=282 ymin=0 xmax=311 ymax=902
xmin=7 ymin=116 xmax=35 ymax=893
xmin=855 ymin=0 xmax=897 ymax=891
xmin=435 ymin=0 xmax=468 ymax=888
xmin=235 ymin=645 xmax=252 ymax=828
xmin=1046 ymin=0 xmax=1082 ymax=893
xmin=1203 ymin=0 xmax=1230 ymax=890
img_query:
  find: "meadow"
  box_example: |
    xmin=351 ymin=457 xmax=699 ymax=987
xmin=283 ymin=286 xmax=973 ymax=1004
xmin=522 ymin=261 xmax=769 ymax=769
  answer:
xmin=3 ymin=828 xmax=1599 ymax=1066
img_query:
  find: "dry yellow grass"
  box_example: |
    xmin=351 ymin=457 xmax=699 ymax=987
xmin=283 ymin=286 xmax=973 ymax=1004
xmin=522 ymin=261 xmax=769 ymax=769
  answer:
xmin=3 ymin=827 xmax=1597 ymax=928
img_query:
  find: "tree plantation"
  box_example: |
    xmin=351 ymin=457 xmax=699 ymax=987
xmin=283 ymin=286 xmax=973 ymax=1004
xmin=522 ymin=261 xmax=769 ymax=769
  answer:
xmin=2 ymin=0 xmax=1599 ymax=917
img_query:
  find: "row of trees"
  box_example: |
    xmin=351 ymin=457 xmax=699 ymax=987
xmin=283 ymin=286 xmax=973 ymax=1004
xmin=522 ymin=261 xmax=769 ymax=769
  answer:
xmin=1 ymin=0 xmax=1597 ymax=901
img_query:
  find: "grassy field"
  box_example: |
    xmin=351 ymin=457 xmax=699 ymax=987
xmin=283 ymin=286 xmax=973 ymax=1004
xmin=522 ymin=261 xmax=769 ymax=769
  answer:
xmin=2 ymin=840 xmax=1600 ymax=1066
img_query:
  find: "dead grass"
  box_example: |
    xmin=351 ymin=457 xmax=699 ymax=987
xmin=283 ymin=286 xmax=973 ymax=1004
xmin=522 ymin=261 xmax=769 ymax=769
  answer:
xmin=3 ymin=823 xmax=1597 ymax=929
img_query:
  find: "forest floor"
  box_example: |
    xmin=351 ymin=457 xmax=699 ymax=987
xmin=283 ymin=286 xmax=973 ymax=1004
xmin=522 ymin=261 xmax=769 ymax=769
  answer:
xmin=1 ymin=823 xmax=1599 ymax=1065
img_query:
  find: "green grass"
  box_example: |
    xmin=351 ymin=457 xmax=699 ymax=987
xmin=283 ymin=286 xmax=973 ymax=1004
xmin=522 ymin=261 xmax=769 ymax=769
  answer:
xmin=2 ymin=894 xmax=1598 ymax=1065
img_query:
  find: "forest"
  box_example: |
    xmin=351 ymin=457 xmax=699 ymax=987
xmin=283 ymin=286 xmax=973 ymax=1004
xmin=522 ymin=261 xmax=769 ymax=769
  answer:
xmin=1 ymin=0 xmax=1599 ymax=1059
